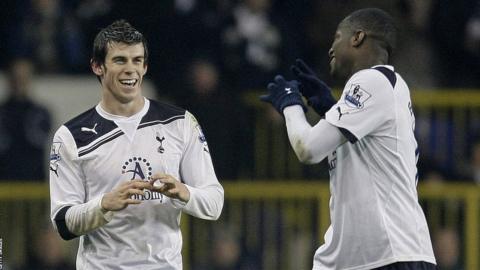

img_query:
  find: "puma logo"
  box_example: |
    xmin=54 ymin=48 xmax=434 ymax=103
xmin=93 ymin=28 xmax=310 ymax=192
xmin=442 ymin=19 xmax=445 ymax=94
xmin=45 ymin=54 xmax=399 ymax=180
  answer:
xmin=81 ymin=123 xmax=98 ymax=134
xmin=49 ymin=165 xmax=58 ymax=177
xmin=337 ymin=107 xmax=344 ymax=120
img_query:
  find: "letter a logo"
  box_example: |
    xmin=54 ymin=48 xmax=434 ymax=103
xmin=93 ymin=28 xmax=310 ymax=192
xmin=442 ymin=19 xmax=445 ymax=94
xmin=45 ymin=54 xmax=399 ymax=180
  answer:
xmin=127 ymin=162 xmax=145 ymax=180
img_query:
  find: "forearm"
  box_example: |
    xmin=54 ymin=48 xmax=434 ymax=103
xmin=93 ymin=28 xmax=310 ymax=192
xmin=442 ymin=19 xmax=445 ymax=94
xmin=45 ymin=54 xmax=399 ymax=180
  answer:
xmin=284 ymin=106 xmax=346 ymax=164
xmin=171 ymin=183 xmax=224 ymax=220
xmin=65 ymin=195 xmax=114 ymax=236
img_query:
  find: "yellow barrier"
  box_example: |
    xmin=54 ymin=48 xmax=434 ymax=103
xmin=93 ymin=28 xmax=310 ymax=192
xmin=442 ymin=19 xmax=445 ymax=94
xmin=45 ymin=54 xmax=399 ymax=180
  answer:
xmin=0 ymin=182 xmax=479 ymax=269
xmin=245 ymin=89 xmax=480 ymax=107
xmin=244 ymin=89 xmax=480 ymax=180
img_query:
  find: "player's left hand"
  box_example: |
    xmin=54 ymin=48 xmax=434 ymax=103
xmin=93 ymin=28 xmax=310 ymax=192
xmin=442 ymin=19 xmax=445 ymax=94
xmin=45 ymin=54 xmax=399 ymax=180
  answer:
xmin=150 ymin=174 xmax=190 ymax=202
xmin=260 ymin=75 xmax=307 ymax=115
xmin=291 ymin=59 xmax=336 ymax=116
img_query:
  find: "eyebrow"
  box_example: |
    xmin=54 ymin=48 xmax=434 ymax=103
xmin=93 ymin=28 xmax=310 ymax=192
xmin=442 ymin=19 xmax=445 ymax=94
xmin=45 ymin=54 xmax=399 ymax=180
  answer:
xmin=111 ymin=55 xmax=145 ymax=61
xmin=111 ymin=56 xmax=126 ymax=60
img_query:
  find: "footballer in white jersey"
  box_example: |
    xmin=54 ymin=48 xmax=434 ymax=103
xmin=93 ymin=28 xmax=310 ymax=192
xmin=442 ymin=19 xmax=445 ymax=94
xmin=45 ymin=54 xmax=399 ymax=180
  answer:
xmin=50 ymin=99 xmax=224 ymax=269
xmin=49 ymin=20 xmax=224 ymax=270
xmin=261 ymin=8 xmax=435 ymax=270
xmin=313 ymin=65 xmax=435 ymax=269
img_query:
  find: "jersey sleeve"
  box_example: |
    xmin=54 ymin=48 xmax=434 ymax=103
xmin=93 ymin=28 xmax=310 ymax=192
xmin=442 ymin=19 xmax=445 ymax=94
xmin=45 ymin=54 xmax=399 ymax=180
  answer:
xmin=325 ymin=69 xmax=394 ymax=142
xmin=174 ymin=111 xmax=224 ymax=220
xmin=49 ymin=125 xmax=86 ymax=239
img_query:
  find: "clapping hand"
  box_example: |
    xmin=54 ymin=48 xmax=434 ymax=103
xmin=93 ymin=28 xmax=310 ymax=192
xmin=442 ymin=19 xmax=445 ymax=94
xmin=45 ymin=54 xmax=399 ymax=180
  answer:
xmin=260 ymin=75 xmax=307 ymax=115
xmin=291 ymin=59 xmax=336 ymax=116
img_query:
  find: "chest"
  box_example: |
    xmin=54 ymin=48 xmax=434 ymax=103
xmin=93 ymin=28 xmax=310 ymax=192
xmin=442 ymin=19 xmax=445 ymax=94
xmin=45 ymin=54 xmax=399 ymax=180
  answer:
xmin=78 ymin=124 xmax=184 ymax=192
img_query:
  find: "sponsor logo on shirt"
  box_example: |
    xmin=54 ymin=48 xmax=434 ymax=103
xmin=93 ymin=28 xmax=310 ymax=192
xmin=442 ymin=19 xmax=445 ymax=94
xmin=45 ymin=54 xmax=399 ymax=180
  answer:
xmin=122 ymin=156 xmax=163 ymax=201
xmin=195 ymin=124 xmax=210 ymax=153
xmin=122 ymin=157 xmax=153 ymax=180
xmin=345 ymin=84 xmax=371 ymax=109
xmin=50 ymin=142 xmax=62 ymax=176
xmin=190 ymin=114 xmax=210 ymax=153
xmin=131 ymin=189 xmax=164 ymax=202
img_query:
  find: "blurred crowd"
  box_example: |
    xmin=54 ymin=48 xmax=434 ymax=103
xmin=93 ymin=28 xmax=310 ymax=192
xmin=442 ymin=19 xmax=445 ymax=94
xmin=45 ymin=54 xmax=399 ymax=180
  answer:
xmin=0 ymin=1 xmax=479 ymax=269
xmin=1 ymin=0 xmax=479 ymax=181
xmin=1 ymin=0 xmax=479 ymax=86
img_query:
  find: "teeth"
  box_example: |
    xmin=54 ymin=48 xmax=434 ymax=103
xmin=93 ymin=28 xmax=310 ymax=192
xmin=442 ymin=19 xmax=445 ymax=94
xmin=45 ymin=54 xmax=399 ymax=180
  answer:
xmin=120 ymin=79 xmax=137 ymax=86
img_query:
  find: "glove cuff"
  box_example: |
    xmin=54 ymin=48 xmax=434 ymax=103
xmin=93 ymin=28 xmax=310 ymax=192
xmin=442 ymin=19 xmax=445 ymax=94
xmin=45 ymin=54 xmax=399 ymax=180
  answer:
xmin=280 ymin=94 xmax=308 ymax=114
xmin=307 ymin=95 xmax=335 ymax=116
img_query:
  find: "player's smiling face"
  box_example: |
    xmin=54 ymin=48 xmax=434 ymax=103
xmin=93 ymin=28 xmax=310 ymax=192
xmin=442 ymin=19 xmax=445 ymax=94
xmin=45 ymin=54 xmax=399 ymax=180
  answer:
xmin=328 ymin=24 xmax=353 ymax=81
xmin=95 ymin=42 xmax=147 ymax=105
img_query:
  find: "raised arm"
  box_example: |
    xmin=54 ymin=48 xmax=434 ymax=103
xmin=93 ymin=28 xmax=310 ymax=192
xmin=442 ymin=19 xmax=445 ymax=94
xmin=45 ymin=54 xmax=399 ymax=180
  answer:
xmin=284 ymin=106 xmax=346 ymax=164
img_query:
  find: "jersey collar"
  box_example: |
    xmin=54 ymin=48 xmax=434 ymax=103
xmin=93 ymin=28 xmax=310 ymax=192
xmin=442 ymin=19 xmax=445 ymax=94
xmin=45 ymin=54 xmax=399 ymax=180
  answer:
xmin=372 ymin=65 xmax=394 ymax=71
xmin=96 ymin=98 xmax=150 ymax=142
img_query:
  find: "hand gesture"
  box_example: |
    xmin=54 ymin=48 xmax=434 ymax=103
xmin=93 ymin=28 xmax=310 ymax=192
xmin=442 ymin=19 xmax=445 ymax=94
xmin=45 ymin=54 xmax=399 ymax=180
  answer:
xmin=290 ymin=59 xmax=336 ymax=116
xmin=101 ymin=180 xmax=153 ymax=211
xmin=150 ymin=174 xmax=190 ymax=203
xmin=260 ymin=75 xmax=307 ymax=115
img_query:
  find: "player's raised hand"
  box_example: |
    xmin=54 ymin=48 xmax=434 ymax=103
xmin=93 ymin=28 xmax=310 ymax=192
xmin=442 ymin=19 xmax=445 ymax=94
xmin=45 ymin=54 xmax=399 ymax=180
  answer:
xmin=101 ymin=180 xmax=152 ymax=211
xmin=150 ymin=174 xmax=190 ymax=202
xmin=260 ymin=75 xmax=307 ymax=115
xmin=291 ymin=59 xmax=336 ymax=116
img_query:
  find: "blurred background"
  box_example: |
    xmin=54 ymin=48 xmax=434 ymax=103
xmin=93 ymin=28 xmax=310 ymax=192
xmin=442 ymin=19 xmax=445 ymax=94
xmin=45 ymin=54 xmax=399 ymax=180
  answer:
xmin=0 ymin=0 xmax=479 ymax=269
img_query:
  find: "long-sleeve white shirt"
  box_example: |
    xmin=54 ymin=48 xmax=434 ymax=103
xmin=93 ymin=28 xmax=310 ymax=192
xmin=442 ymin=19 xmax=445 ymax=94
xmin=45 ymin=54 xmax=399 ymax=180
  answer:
xmin=49 ymin=98 xmax=224 ymax=269
xmin=284 ymin=66 xmax=435 ymax=270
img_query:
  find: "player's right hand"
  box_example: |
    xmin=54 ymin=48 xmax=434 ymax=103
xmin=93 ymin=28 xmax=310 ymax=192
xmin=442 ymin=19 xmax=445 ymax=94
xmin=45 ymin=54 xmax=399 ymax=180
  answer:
xmin=260 ymin=75 xmax=307 ymax=115
xmin=101 ymin=180 xmax=152 ymax=211
xmin=290 ymin=59 xmax=336 ymax=116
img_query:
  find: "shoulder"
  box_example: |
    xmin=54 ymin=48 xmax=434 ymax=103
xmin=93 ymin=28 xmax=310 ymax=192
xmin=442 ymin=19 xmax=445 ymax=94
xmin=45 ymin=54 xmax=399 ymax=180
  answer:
xmin=62 ymin=107 xmax=117 ymax=150
xmin=64 ymin=107 xmax=104 ymax=130
xmin=140 ymin=99 xmax=186 ymax=125
xmin=339 ymin=67 xmax=399 ymax=110
xmin=349 ymin=66 xmax=397 ymax=90
xmin=344 ymin=67 xmax=397 ymax=101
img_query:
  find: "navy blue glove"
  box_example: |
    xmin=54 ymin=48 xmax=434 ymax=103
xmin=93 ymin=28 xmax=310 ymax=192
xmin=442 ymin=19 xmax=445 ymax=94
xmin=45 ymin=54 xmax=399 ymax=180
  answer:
xmin=290 ymin=59 xmax=336 ymax=116
xmin=260 ymin=75 xmax=307 ymax=115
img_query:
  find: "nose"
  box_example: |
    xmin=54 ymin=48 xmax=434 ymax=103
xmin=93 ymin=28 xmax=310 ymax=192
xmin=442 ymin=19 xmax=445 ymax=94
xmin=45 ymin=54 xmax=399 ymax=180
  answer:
xmin=124 ymin=61 xmax=135 ymax=74
xmin=328 ymin=48 xmax=334 ymax=58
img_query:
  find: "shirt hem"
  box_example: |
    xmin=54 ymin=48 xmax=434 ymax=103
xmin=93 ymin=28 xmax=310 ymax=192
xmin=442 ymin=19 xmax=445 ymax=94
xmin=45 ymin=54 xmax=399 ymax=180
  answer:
xmin=312 ymin=255 xmax=436 ymax=270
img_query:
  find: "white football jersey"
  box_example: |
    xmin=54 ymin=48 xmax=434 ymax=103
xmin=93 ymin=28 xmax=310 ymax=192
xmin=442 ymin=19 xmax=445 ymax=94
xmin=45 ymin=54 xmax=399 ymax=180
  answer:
xmin=49 ymin=98 xmax=224 ymax=269
xmin=314 ymin=66 xmax=435 ymax=269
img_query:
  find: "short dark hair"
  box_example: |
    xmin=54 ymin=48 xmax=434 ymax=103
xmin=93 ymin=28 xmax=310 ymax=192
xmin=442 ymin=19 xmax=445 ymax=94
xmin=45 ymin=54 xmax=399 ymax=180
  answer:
xmin=340 ymin=8 xmax=397 ymax=57
xmin=92 ymin=20 xmax=148 ymax=66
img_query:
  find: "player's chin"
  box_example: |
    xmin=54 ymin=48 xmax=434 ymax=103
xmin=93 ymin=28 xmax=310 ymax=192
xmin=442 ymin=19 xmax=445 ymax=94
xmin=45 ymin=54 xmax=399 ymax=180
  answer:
xmin=118 ymin=84 xmax=140 ymax=94
xmin=329 ymin=65 xmax=345 ymax=81
xmin=118 ymin=84 xmax=141 ymax=96
xmin=115 ymin=90 xmax=141 ymax=104
xmin=329 ymin=61 xmax=337 ymax=75
xmin=329 ymin=67 xmax=337 ymax=78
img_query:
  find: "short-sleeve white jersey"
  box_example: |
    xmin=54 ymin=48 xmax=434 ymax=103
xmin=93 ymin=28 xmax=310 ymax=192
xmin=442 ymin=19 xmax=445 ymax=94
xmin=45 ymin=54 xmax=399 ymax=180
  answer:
xmin=313 ymin=66 xmax=435 ymax=269
xmin=49 ymin=98 xmax=224 ymax=269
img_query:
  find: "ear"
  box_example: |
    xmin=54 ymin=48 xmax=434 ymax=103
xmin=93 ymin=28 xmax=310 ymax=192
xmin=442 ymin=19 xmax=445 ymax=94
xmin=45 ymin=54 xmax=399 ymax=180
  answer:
xmin=351 ymin=30 xmax=366 ymax=48
xmin=143 ymin=64 xmax=148 ymax=76
xmin=91 ymin=59 xmax=104 ymax=76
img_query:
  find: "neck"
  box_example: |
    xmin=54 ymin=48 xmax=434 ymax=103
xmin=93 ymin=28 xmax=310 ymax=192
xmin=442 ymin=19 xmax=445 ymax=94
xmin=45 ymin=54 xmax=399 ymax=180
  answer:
xmin=348 ymin=47 xmax=389 ymax=79
xmin=352 ymin=58 xmax=387 ymax=76
xmin=100 ymin=97 xmax=145 ymax=117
